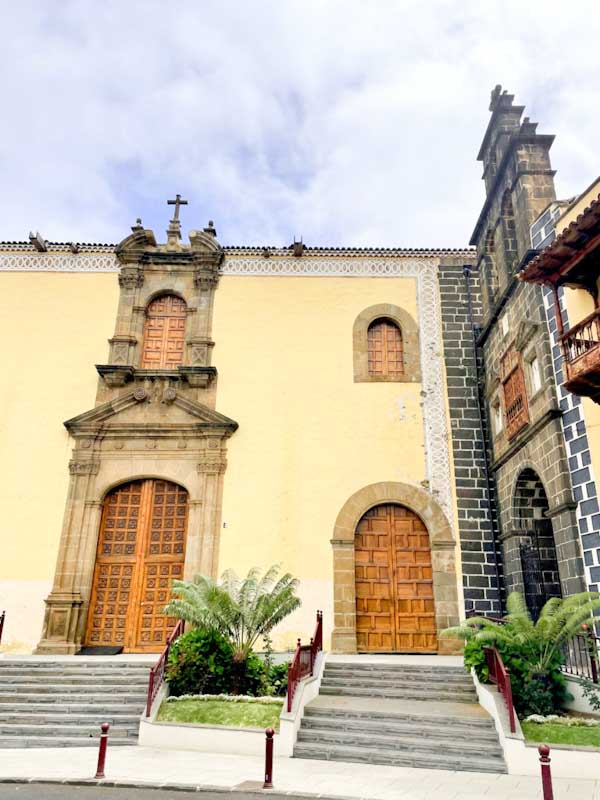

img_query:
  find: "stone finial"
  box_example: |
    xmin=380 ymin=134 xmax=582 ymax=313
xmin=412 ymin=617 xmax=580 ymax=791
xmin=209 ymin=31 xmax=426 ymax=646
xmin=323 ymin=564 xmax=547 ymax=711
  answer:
xmin=29 ymin=231 xmax=47 ymax=252
xmin=291 ymin=238 xmax=305 ymax=257
xmin=131 ymin=217 xmax=144 ymax=232
xmin=203 ymin=220 xmax=217 ymax=237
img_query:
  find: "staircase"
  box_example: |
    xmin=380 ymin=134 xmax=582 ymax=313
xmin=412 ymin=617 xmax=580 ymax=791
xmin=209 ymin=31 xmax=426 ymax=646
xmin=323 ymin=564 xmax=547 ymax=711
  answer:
xmin=294 ymin=659 xmax=506 ymax=773
xmin=0 ymin=659 xmax=149 ymax=748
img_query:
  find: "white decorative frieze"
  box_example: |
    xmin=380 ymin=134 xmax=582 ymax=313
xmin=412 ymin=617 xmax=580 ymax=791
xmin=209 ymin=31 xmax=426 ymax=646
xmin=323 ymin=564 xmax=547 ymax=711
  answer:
xmin=0 ymin=252 xmax=119 ymax=272
xmin=1 ymin=248 xmax=455 ymax=529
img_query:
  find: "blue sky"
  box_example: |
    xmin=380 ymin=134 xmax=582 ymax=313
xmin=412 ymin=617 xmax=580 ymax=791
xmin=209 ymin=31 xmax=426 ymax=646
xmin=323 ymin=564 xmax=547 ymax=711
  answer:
xmin=1 ymin=1 xmax=599 ymax=248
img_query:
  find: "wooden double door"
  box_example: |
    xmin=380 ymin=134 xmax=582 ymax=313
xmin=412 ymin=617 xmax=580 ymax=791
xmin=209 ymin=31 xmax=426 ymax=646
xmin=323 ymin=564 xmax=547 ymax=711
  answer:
xmin=85 ymin=479 xmax=188 ymax=653
xmin=355 ymin=503 xmax=437 ymax=652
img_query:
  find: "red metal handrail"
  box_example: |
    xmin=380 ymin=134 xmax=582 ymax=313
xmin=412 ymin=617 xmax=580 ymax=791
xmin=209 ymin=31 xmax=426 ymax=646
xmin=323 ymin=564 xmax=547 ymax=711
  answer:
xmin=484 ymin=646 xmax=516 ymax=733
xmin=286 ymin=610 xmax=323 ymax=713
xmin=146 ymin=619 xmax=184 ymax=717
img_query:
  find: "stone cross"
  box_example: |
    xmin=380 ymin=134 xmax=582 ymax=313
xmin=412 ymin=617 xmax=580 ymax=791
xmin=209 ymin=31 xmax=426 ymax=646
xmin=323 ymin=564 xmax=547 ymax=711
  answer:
xmin=167 ymin=194 xmax=188 ymax=222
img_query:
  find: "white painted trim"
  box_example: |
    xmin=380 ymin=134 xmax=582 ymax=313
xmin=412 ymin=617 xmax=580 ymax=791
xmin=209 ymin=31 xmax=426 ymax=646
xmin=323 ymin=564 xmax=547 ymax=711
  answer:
xmin=278 ymin=650 xmax=327 ymax=757
xmin=138 ymin=716 xmax=270 ymax=756
xmin=563 ymin=674 xmax=600 ymax=715
xmin=473 ymin=670 xmax=600 ymax=778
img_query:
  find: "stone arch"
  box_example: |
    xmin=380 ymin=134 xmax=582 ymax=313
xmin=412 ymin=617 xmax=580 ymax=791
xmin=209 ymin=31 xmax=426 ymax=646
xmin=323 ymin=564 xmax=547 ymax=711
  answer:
xmin=330 ymin=481 xmax=460 ymax=653
xmin=353 ymin=303 xmax=421 ymax=383
xmin=503 ymin=465 xmax=562 ymax=619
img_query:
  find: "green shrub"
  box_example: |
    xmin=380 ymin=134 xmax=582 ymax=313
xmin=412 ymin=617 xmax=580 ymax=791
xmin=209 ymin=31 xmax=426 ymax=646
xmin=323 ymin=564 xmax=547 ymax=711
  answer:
xmin=166 ymin=628 xmax=273 ymax=697
xmin=234 ymin=651 xmax=268 ymax=696
xmin=444 ymin=591 xmax=600 ymax=717
xmin=266 ymin=662 xmax=290 ymax=697
xmin=166 ymin=628 xmax=235 ymax=697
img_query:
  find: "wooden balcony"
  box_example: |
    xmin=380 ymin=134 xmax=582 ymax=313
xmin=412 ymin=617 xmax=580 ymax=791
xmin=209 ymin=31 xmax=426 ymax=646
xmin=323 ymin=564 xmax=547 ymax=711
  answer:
xmin=560 ymin=308 xmax=600 ymax=402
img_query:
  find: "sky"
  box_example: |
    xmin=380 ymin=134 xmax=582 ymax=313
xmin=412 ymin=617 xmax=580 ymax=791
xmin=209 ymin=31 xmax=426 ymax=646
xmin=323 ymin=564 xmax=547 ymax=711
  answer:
xmin=1 ymin=1 xmax=599 ymax=249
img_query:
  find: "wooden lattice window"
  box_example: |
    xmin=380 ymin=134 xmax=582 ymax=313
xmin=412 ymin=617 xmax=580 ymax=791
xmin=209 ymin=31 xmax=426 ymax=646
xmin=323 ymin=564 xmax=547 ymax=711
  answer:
xmin=500 ymin=346 xmax=530 ymax=440
xmin=141 ymin=294 xmax=187 ymax=369
xmin=368 ymin=318 xmax=404 ymax=378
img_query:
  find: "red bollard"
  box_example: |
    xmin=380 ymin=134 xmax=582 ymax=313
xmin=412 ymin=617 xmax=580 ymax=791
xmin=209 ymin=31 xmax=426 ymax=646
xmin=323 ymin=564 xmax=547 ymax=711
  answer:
xmin=538 ymin=744 xmax=554 ymax=800
xmin=95 ymin=723 xmax=110 ymax=779
xmin=263 ymin=727 xmax=274 ymax=789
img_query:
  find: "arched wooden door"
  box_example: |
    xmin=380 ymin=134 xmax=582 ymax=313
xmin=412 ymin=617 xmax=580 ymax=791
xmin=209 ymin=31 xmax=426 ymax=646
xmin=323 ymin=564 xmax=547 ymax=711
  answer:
xmin=85 ymin=479 xmax=188 ymax=653
xmin=354 ymin=504 xmax=437 ymax=652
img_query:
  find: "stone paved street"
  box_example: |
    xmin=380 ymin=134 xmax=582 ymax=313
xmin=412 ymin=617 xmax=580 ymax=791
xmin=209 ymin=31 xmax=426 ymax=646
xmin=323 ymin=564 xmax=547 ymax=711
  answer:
xmin=0 ymin=746 xmax=598 ymax=800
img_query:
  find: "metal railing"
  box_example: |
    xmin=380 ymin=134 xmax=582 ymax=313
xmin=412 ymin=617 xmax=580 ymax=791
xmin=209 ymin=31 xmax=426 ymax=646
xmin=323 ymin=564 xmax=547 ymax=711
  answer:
xmin=146 ymin=619 xmax=185 ymax=717
xmin=286 ymin=610 xmax=323 ymax=713
xmin=0 ymin=611 xmax=5 ymax=646
xmin=484 ymin=646 xmax=516 ymax=733
xmin=563 ymin=628 xmax=599 ymax=684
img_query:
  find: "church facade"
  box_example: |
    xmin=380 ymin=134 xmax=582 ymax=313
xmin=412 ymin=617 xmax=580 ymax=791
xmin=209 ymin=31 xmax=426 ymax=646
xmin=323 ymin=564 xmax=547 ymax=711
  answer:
xmin=0 ymin=88 xmax=596 ymax=655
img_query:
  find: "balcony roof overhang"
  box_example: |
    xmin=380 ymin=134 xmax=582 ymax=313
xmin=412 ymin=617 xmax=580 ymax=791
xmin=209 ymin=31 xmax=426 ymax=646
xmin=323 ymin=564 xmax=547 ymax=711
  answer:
xmin=519 ymin=192 xmax=600 ymax=289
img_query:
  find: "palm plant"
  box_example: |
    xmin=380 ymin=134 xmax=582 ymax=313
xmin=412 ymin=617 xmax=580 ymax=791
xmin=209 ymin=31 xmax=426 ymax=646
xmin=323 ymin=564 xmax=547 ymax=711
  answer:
xmin=163 ymin=564 xmax=301 ymax=662
xmin=442 ymin=590 xmax=600 ymax=676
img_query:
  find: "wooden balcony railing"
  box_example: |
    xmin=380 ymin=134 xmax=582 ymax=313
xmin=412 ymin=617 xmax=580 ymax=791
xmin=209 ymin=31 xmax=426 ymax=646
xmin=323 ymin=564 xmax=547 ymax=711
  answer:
xmin=560 ymin=309 xmax=600 ymax=398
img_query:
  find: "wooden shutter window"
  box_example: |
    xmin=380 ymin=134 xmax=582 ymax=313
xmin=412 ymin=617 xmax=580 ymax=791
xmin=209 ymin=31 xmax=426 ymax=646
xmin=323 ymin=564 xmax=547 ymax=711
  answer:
xmin=141 ymin=294 xmax=187 ymax=369
xmin=500 ymin=346 xmax=530 ymax=440
xmin=368 ymin=318 xmax=404 ymax=378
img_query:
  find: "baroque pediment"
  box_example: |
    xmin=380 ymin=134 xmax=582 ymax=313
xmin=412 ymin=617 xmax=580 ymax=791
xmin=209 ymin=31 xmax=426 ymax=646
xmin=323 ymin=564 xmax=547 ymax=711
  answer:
xmin=64 ymin=390 xmax=238 ymax=437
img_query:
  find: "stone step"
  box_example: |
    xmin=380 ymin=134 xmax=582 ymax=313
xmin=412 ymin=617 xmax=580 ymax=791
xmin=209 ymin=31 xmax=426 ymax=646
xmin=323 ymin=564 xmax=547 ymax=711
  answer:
xmin=297 ymin=727 xmax=503 ymax=757
xmin=324 ymin=663 xmax=467 ymax=676
xmin=0 ymin=711 xmax=141 ymax=725
xmin=0 ymin=722 xmax=138 ymax=738
xmin=0 ymin=701 xmax=144 ymax=715
xmin=0 ymin=667 xmax=149 ymax=678
xmin=303 ymin=705 xmax=495 ymax=728
xmin=320 ymin=676 xmax=475 ymax=692
xmin=293 ymin=742 xmax=506 ymax=773
xmin=0 ymin=674 xmax=148 ymax=686
xmin=0 ymin=683 xmax=147 ymax=695
xmin=0 ymin=735 xmax=138 ymax=749
xmin=0 ymin=691 xmax=146 ymax=704
xmin=318 ymin=685 xmax=476 ymax=702
xmin=0 ymin=662 xmax=150 ymax=672
xmin=301 ymin=714 xmax=498 ymax=741
xmin=322 ymin=669 xmax=472 ymax=686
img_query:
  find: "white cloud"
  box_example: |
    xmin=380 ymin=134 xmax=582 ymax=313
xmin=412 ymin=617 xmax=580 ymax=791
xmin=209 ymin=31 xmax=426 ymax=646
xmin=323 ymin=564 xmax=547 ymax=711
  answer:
xmin=1 ymin=0 xmax=599 ymax=247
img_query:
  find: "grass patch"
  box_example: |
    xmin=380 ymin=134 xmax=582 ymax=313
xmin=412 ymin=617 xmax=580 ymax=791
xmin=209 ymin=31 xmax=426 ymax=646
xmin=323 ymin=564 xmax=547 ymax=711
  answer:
xmin=157 ymin=699 xmax=282 ymax=730
xmin=521 ymin=721 xmax=600 ymax=748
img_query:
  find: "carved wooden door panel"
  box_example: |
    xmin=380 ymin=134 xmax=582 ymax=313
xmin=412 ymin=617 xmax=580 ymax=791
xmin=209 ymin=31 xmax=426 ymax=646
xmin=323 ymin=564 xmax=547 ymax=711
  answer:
xmin=391 ymin=505 xmax=437 ymax=652
xmin=85 ymin=479 xmax=188 ymax=653
xmin=355 ymin=505 xmax=395 ymax=651
xmin=141 ymin=295 xmax=187 ymax=369
xmin=134 ymin=481 xmax=188 ymax=651
xmin=354 ymin=504 xmax=437 ymax=653
xmin=368 ymin=320 xmax=404 ymax=378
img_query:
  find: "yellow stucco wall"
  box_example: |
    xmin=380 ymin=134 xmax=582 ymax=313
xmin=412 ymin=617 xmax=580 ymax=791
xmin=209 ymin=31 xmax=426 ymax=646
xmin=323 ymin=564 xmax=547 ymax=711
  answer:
xmin=212 ymin=276 xmax=427 ymax=648
xmin=0 ymin=268 xmax=456 ymax=653
xmin=0 ymin=272 xmax=119 ymax=651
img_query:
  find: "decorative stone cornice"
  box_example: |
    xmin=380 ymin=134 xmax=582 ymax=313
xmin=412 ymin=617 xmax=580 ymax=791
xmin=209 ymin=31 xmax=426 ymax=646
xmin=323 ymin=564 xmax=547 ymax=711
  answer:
xmin=197 ymin=455 xmax=228 ymax=474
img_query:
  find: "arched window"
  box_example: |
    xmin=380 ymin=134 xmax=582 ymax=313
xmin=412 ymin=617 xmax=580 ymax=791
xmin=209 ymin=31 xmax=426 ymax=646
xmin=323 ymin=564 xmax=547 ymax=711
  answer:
xmin=367 ymin=318 xmax=404 ymax=378
xmin=141 ymin=294 xmax=187 ymax=369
